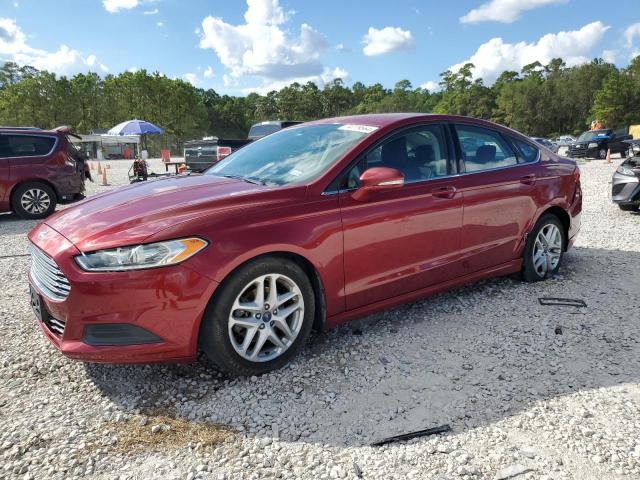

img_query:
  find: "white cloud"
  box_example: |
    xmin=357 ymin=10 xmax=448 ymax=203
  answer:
xmin=420 ymin=81 xmax=439 ymax=92
xmin=460 ymin=0 xmax=566 ymax=24
xmin=336 ymin=43 xmax=351 ymax=53
xmin=450 ymin=21 xmax=609 ymax=83
xmin=601 ymin=49 xmax=617 ymax=63
xmin=199 ymin=0 xmax=343 ymax=89
xmin=242 ymin=66 xmax=348 ymax=95
xmin=362 ymin=26 xmax=414 ymax=56
xmin=156 ymin=21 xmax=164 ymax=27
xmin=103 ymin=0 xmax=138 ymax=13
xmin=0 ymin=17 xmax=108 ymax=75
xmin=203 ymin=65 xmax=214 ymax=78
xmin=624 ymin=23 xmax=640 ymax=48
xmin=184 ymin=72 xmax=198 ymax=86
xmin=143 ymin=8 xmax=159 ymax=15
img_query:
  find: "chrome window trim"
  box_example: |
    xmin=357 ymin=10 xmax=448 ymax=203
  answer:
xmin=321 ymin=146 xmax=540 ymax=196
xmin=0 ymin=132 xmax=60 ymax=159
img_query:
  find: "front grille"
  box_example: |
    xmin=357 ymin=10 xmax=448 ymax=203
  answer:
xmin=29 ymin=244 xmax=70 ymax=301
xmin=568 ymin=144 xmax=587 ymax=157
xmin=45 ymin=316 xmax=66 ymax=336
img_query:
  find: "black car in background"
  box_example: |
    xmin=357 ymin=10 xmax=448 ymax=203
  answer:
xmin=184 ymin=120 xmax=302 ymax=172
xmin=568 ymin=129 xmax=631 ymax=159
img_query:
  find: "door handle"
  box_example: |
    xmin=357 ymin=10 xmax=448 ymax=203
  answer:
xmin=432 ymin=186 xmax=457 ymax=199
xmin=520 ymin=174 xmax=536 ymax=185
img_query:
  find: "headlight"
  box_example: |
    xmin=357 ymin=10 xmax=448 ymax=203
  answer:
xmin=616 ymin=165 xmax=636 ymax=176
xmin=588 ymin=142 xmax=598 ymax=149
xmin=75 ymin=238 xmax=208 ymax=271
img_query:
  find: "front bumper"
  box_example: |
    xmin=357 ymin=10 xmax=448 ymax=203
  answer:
xmin=28 ymin=224 xmax=219 ymax=363
xmin=567 ymin=146 xmax=600 ymax=158
xmin=612 ymin=171 xmax=640 ymax=205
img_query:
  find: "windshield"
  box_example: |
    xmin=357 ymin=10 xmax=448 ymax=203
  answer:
xmin=207 ymin=124 xmax=372 ymax=186
xmin=578 ymin=130 xmax=610 ymax=141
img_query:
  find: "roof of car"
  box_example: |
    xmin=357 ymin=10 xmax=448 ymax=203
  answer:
xmin=305 ymin=113 xmax=526 ymax=137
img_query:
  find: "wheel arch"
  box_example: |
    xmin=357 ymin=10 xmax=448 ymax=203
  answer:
xmin=10 ymin=178 xmax=60 ymax=205
xmin=537 ymin=205 xmax=571 ymax=250
xmin=207 ymin=250 xmax=327 ymax=333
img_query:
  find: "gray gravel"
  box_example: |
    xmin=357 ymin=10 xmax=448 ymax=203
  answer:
xmin=1 ymin=158 xmax=639 ymax=479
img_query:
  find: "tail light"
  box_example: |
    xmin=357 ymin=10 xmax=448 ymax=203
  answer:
xmin=572 ymin=167 xmax=581 ymax=203
xmin=216 ymin=146 xmax=232 ymax=161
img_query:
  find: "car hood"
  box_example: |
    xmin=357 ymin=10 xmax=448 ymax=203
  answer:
xmin=44 ymin=174 xmax=287 ymax=251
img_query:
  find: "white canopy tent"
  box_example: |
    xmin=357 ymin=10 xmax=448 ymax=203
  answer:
xmin=71 ymin=134 xmax=140 ymax=159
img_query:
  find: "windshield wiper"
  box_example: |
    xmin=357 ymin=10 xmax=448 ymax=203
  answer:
xmin=220 ymin=174 xmax=266 ymax=185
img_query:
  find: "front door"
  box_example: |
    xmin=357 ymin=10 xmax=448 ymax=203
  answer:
xmin=338 ymin=123 xmax=465 ymax=310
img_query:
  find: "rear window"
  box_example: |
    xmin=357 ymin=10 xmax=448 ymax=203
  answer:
xmin=0 ymin=134 xmax=56 ymax=158
xmin=512 ymin=138 xmax=540 ymax=163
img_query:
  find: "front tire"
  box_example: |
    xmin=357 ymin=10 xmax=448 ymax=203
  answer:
xmin=11 ymin=182 xmax=57 ymax=219
xmin=598 ymin=148 xmax=607 ymax=159
xmin=522 ymin=214 xmax=565 ymax=282
xmin=199 ymin=257 xmax=315 ymax=376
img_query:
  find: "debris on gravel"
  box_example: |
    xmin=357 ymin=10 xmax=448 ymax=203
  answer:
xmin=1 ymin=159 xmax=639 ymax=479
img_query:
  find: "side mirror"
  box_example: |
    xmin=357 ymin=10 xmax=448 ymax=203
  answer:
xmin=351 ymin=167 xmax=404 ymax=201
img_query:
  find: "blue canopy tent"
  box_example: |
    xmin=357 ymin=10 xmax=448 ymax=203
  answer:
xmin=107 ymin=119 xmax=164 ymax=154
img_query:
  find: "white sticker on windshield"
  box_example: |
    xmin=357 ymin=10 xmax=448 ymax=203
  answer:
xmin=337 ymin=124 xmax=379 ymax=134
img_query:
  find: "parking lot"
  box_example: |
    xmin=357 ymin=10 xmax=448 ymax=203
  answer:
xmin=1 ymin=158 xmax=639 ymax=479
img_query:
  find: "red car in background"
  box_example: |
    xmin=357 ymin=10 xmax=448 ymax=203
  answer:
xmin=28 ymin=114 xmax=582 ymax=375
xmin=0 ymin=127 xmax=85 ymax=219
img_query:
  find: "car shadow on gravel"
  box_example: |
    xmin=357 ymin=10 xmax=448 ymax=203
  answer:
xmin=83 ymin=245 xmax=640 ymax=447
xmin=0 ymin=212 xmax=38 ymax=236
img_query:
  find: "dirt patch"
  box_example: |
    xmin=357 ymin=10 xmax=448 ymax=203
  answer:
xmin=110 ymin=412 xmax=234 ymax=452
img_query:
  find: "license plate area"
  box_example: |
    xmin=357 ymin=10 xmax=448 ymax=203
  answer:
xmin=29 ymin=285 xmax=50 ymax=323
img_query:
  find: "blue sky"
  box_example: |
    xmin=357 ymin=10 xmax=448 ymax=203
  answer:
xmin=1 ymin=0 xmax=639 ymax=95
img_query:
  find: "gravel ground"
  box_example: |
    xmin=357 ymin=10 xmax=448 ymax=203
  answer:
xmin=1 ymin=157 xmax=639 ymax=480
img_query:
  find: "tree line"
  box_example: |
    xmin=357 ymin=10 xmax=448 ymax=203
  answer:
xmin=0 ymin=56 xmax=639 ymax=154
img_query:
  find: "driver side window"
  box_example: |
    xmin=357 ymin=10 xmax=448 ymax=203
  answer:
xmin=340 ymin=124 xmax=450 ymax=190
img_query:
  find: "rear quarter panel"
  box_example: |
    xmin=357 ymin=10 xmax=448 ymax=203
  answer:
xmin=530 ymin=152 xmax=581 ymax=245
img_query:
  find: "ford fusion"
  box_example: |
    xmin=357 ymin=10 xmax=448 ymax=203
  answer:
xmin=28 ymin=114 xmax=582 ymax=375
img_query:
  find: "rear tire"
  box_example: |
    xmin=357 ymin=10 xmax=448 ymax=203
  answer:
xmin=199 ymin=257 xmax=315 ymax=376
xmin=11 ymin=182 xmax=57 ymax=219
xmin=522 ymin=214 xmax=565 ymax=282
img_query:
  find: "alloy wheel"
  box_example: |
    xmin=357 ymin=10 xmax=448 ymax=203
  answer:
xmin=228 ymin=273 xmax=304 ymax=362
xmin=20 ymin=188 xmax=51 ymax=215
xmin=532 ymin=223 xmax=562 ymax=277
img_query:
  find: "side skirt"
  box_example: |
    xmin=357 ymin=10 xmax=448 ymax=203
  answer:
xmin=325 ymin=259 xmax=522 ymax=330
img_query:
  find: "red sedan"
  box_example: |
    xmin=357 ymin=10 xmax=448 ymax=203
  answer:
xmin=28 ymin=114 xmax=582 ymax=375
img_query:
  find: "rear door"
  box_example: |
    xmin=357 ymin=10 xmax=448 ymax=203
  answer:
xmin=0 ymin=135 xmax=10 ymax=209
xmin=338 ymin=123 xmax=465 ymax=310
xmin=453 ymin=123 xmax=539 ymax=273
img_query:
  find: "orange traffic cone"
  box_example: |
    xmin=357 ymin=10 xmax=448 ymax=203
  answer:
xmin=101 ymin=166 xmax=108 ymax=186
xmin=97 ymin=162 xmax=102 ymax=174
xmin=606 ymin=148 xmax=612 ymax=164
